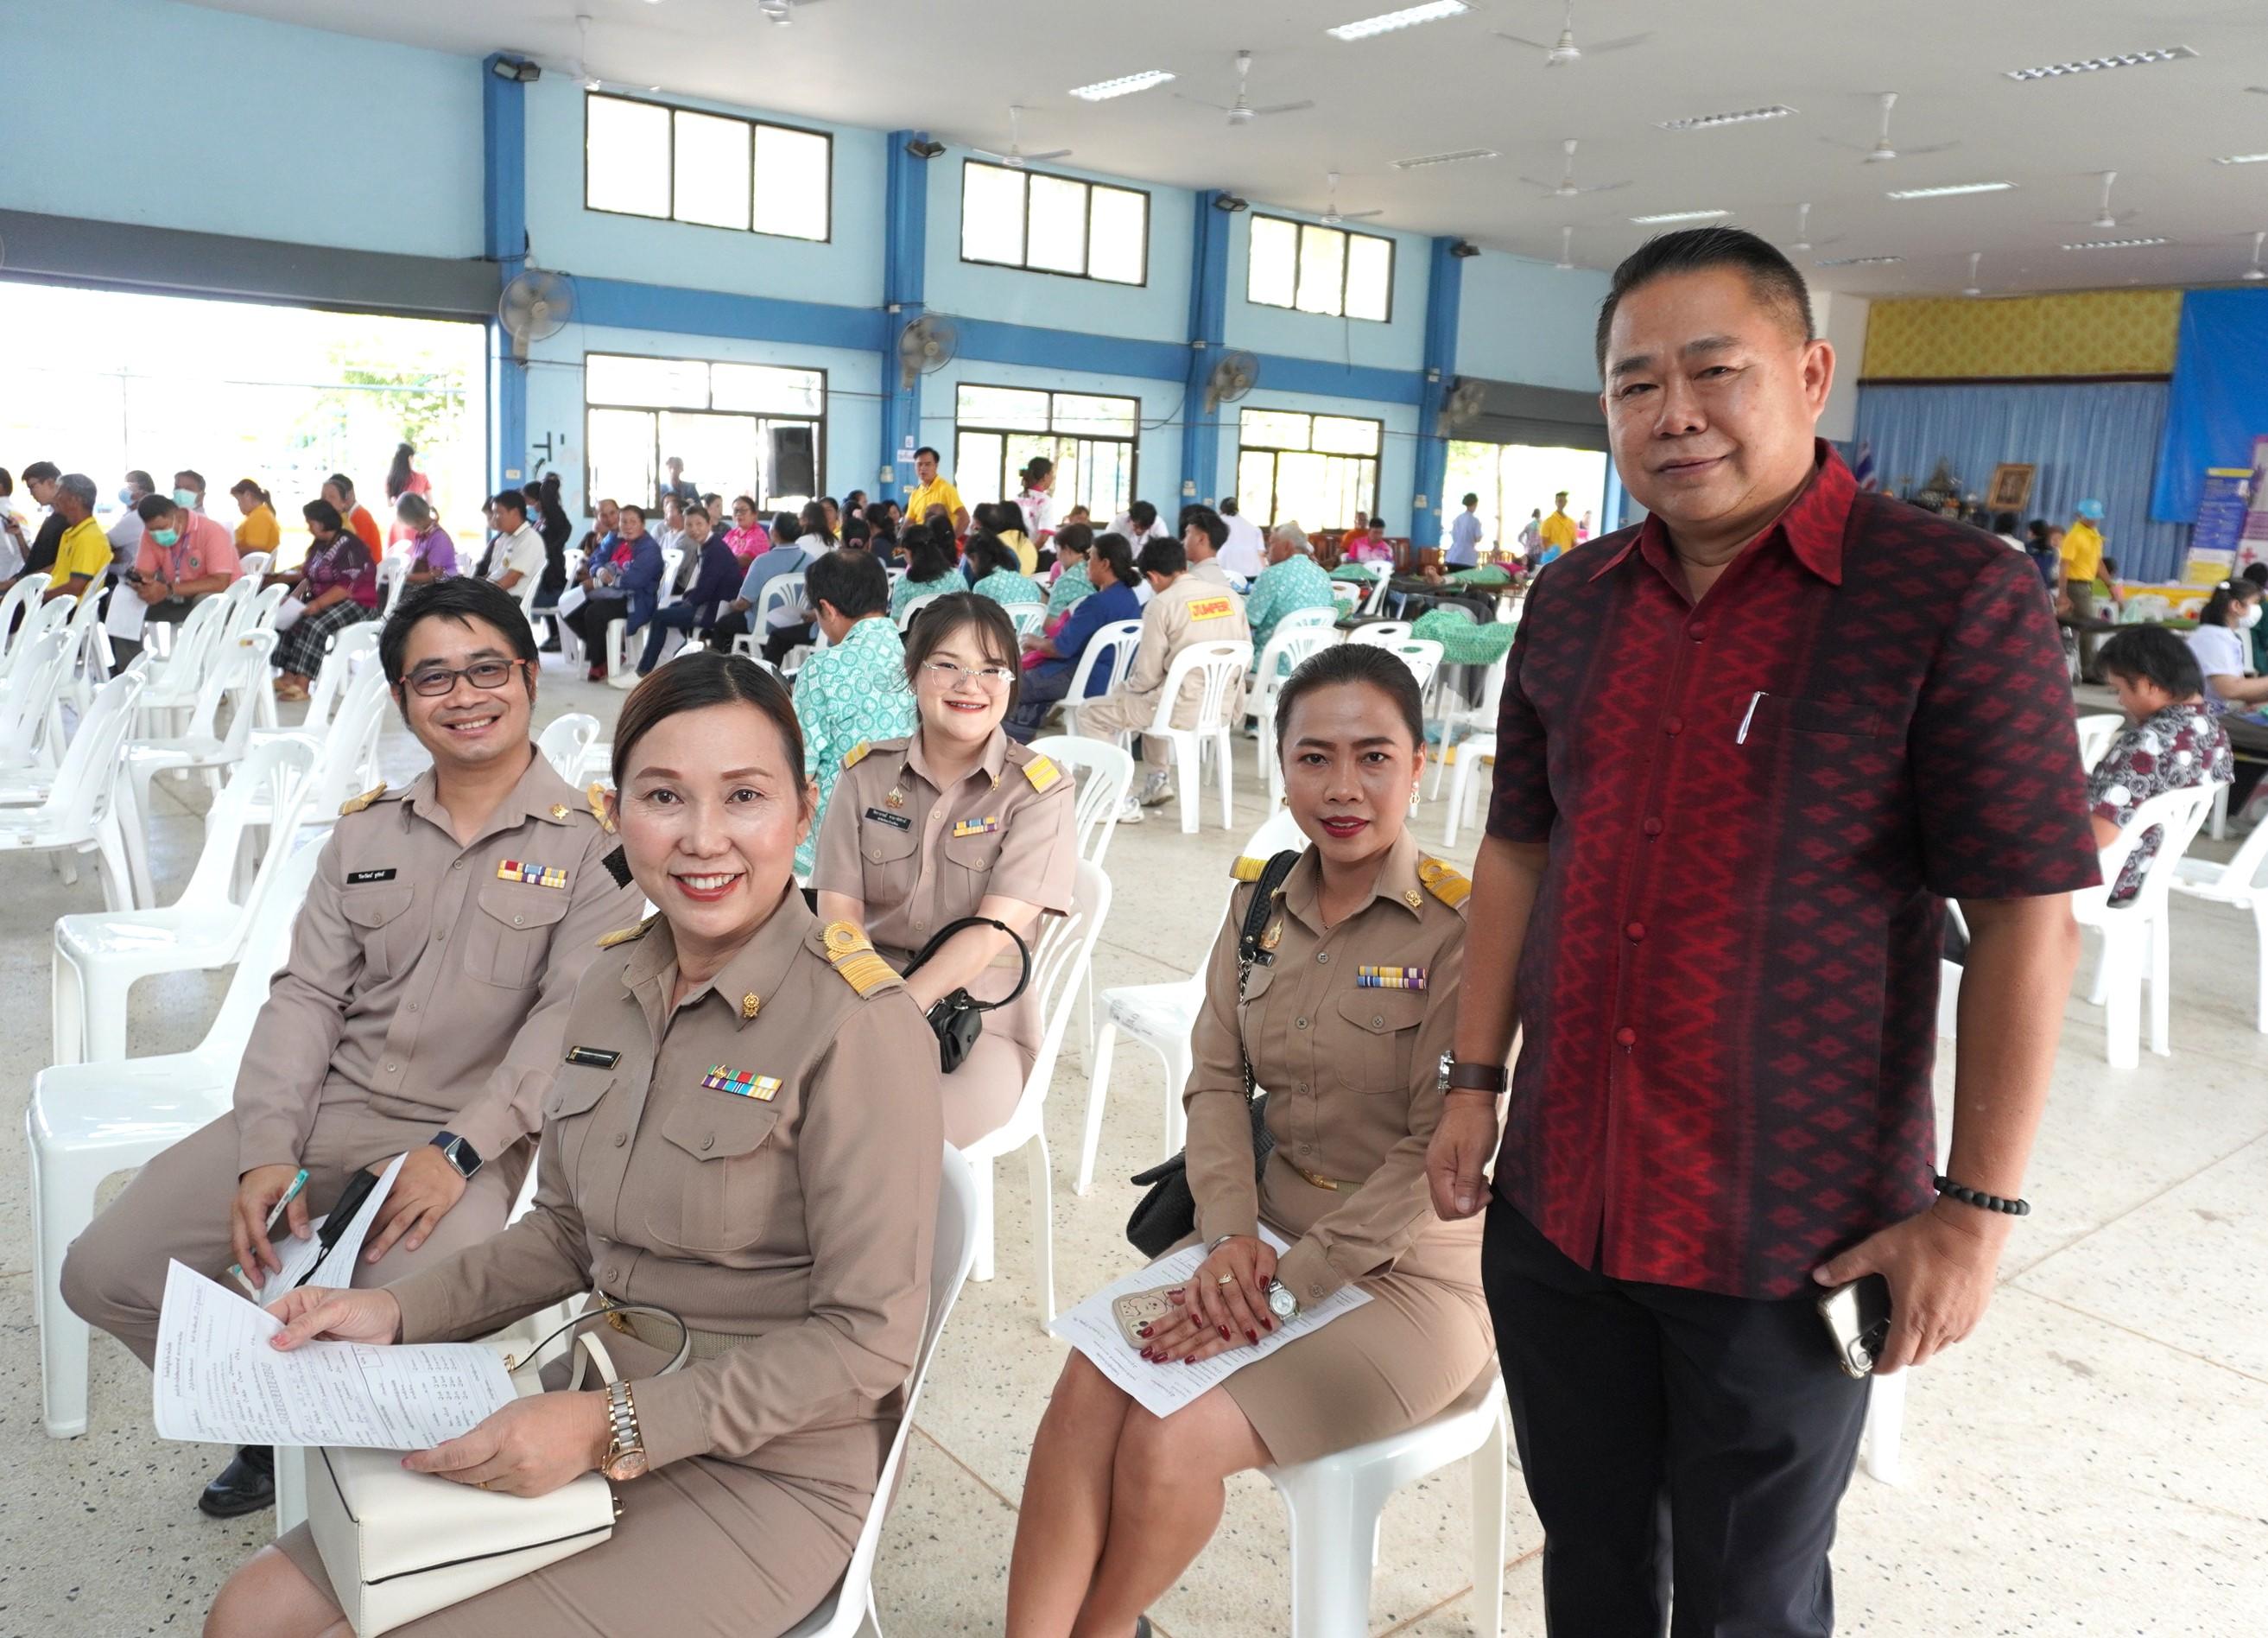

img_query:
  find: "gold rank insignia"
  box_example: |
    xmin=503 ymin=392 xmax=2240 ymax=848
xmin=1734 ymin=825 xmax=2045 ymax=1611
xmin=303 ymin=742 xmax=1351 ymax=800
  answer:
xmin=550 ymin=803 xmax=571 ymax=820
xmin=842 ymin=741 xmax=871 ymax=770
xmin=1023 ymin=753 xmax=1061 ymax=793
xmin=1416 ymin=858 xmax=1472 ymax=909
xmin=1229 ymin=855 xmax=1266 ymax=882
xmin=337 ymin=782 xmax=387 ymax=816
xmin=741 ymin=993 xmax=762 ymax=1019
xmin=1405 ymin=889 xmax=1424 ymax=910
xmin=586 ymin=784 xmax=616 ymax=833
xmin=1259 ymin=919 xmax=1283 ymax=952
xmin=597 ymin=914 xmax=657 ymax=949
xmin=821 ymin=921 xmax=898 ymax=997
xmin=885 ymin=785 xmax=905 ymax=809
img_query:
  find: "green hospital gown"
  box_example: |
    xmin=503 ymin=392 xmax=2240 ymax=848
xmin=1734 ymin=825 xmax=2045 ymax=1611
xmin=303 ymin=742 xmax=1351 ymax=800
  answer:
xmin=793 ymin=615 xmax=918 ymax=877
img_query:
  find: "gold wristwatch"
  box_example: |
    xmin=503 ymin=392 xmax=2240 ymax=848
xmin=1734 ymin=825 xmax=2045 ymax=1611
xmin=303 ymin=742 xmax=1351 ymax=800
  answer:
xmin=601 ymin=1380 xmax=648 ymax=1482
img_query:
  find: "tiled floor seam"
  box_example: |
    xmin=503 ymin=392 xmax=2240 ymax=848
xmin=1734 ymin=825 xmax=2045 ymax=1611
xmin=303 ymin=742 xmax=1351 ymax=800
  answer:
xmin=2008 ymin=1286 xmax=2268 ymax=1389
xmin=1372 ymin=1543 xmax=1545 ymax=1636
xmin=911 ymin=1419 xmax=1023 ymax=1516
xmin=2005 ymin=1125 xmax=2268 ymax=1286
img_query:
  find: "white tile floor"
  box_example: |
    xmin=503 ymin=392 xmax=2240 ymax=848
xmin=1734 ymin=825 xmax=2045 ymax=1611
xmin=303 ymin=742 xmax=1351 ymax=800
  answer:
xmin=5 ymin=668 xmax=2266 ymax=1635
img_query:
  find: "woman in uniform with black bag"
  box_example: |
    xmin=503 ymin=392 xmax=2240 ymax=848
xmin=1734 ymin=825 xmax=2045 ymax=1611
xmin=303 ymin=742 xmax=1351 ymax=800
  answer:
xmin=1004 ymin=644 xmax=1496 ymax=1638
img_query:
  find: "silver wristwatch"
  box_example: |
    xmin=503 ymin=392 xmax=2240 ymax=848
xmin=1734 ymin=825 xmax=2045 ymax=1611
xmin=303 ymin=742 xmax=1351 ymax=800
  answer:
xmin=1264 ymin=1279 xmax=1300 ymax=1322
xmin=601 ymin=1380 xmax=648 ymax=1482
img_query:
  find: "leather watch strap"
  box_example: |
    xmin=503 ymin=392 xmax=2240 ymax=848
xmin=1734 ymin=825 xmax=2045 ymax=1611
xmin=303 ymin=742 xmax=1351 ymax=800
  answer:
xmin=1444 ymin=1060 xmax=1509 ymax=1094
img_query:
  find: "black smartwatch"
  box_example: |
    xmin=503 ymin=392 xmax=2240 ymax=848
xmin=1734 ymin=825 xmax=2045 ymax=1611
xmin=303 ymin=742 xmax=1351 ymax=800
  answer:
xmin=429 ymin=1131 xmax=483 ymax=1179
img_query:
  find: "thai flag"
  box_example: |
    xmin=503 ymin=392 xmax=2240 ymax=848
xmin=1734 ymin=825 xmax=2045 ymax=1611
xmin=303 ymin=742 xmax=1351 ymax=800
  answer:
xmin=1852 ymin=441 xmax=1878 ymax=492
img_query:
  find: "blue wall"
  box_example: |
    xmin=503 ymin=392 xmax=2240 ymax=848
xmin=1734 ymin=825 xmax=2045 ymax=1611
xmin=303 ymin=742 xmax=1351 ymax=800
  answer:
xmin=1456 ymin=253 xmax=1611 ymax=395
xmin=0 ymin=0 xmax=483 ymax=262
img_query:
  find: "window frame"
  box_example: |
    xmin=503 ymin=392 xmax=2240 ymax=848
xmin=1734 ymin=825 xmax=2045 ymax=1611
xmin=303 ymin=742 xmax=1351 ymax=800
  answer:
xmin=951 ymin=381 xmax=1144 ymax=521
xmin=1244 ymin=213 xmax=1396 ymax=323
xmin=958 ymin=159 xmax=1151 ymax=288
xmin=581 ymin=350 xmax=829 ymax=519
xmin=1234 ymin=407 xmax=1384 ymax=530
xmin=582 ymin=90 xmax=833 ymax=244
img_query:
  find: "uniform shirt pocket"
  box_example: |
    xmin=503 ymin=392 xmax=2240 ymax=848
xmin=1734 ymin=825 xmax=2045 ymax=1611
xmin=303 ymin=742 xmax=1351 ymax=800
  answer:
xmin=647 ymin=1095 xmax=786 ymax=1255
xmin=1333 ymin=990 xmax=1429 ymax=1095
xmin=858 ymin=815 xmax=922 ymax=906
xmin=339 ymin=886 xmax=416 ymax=980
xmin=942 ymin=825 xmax=1006 ymax=905
xmin=463 ymin=880 xmax=573 ymax=988
xmin=543 ymin=1067 xmax=615 ymax=1184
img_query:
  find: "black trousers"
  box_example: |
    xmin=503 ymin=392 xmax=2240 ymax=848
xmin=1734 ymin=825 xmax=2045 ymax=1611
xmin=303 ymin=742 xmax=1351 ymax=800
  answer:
xmin=1482 ymin=1200 xmax=1869 ymax=1637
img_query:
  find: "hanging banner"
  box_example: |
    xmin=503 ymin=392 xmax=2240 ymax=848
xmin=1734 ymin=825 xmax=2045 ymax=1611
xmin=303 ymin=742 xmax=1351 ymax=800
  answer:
xmin=2242 ymin=436 xmax=2268 ymax=575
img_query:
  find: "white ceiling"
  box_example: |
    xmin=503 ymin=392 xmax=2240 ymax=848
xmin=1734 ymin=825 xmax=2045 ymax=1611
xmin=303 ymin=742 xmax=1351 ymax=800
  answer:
xmin=187 ymin=0 xmax=2268 ymax=298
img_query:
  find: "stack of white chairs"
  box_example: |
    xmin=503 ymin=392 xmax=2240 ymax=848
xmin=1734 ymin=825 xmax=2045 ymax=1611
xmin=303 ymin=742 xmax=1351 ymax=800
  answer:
xmin=52 ymin=736 xmax=316 ymax=1065
xmin=2170 ymin=809 xmax=2268 ymax=1033
xmin=1029 ymin=736 xmax=1135 ymax=1051
xmin=57 ymin=587 xmax=115 ymax=724
xmin=2074 ymin=782 xmax=2222 ymax=1067
xmin=252 ymin=621 xmax=383 ymax=762
xmin=0 ymin=669 xmax=147 ymax=914
xmin=0 ymin=628 xmax=77 ymax=775
xmin=537 ymin=712 xmax=601 ymax=784
xmin=272 ymin=665 xmax=394 ymax=838
xmin=132 ymin=594 xmax=231 ymax=735
xmin=1138 ymin=640 xmax=1251 ymax=835
xmin=124 ymin=630 xmax=275 ymax=811
xmin=33 ymin=833 xmax=325 ymax=1438
xmin=1054 ymin=619 xmax=1143 ymax=742
xmin=236 ymin=551 xmax=274 ymax=580
xmin=958 ymin=860 xmax=1111 ymax=1326
xmin=1078 ymin=805 xmax=1305 ymax=1195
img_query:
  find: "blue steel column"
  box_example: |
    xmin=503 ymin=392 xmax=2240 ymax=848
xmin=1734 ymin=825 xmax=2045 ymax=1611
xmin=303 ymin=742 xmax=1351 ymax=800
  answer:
xmin=880 ymin=132 xmax=929 ymax=507
xmin=1179 ymin=191 xmax=1232 ymax=506
xmin=1412 ymin=237 xmax=1464 ymax=551
xmin=483 ymin=56 xmax=529 ymax=489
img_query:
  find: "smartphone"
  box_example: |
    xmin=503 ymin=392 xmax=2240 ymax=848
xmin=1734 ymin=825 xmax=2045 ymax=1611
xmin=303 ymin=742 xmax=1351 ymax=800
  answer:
xmin=1815 ymin=1274 xmax=1892 ymax=1379
xmin=1109 ymin=1286 xmax=1181 ymax=1349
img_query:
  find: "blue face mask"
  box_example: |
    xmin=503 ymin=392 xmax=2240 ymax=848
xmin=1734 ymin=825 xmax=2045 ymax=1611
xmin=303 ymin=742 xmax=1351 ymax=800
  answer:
xmin=117 ymin=486 xmax=135 ymax=505
xmin=172 ymin=488 xmax=199 ymax=510
xmin=152 ymin=527 xmax=180 ymax=547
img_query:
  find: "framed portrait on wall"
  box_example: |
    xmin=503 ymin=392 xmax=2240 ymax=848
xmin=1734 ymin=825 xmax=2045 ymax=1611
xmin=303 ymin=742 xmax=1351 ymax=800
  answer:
xmin=1986 ymin=463 xmax=2036 ymax=512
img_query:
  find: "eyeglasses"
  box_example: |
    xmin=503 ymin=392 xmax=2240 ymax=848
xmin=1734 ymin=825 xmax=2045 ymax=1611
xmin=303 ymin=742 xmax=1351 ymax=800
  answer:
xmin=920 ymin=658 xmax=1016 ymax=689
xmin=400 ymin=658 xmax=531 ymax=697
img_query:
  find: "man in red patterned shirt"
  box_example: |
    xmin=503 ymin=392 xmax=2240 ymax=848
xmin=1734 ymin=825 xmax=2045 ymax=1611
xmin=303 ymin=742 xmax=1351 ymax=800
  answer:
xmin=1427 ymin=228 xmax=2097 ymax=1635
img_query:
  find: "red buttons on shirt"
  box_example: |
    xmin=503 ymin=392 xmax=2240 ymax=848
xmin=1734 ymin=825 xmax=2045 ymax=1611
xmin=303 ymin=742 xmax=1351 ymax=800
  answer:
xmin=1663 ymin=715 xmax=1684 ymax=736
xmin=1643 ymin=817 xmax=1663 ymax=837
xmin=1613 ymin=1025 xmax=1637 ymax=1048
xmin=1688 ymin=623 xmax=1707 ymax=641
xmin=1625 ymin=922 xmax=1645 ymax=943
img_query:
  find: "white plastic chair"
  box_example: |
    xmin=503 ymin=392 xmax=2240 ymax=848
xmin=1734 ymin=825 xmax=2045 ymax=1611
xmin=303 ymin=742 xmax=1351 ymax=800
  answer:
xmin=32 ymin=835 xmax=325 ymax=1438
xmin=0 ymin=669 xmax=144 ymax=912
xmin=1426 ymin=653 xmax=1508 ymax=802
xmin=236 ymin=551 xmax=274 ymax=580
xmin=1005 ymin=601 xmax=1047 ymax=638
xmin=376 ymin=554 xmax=411 ymax=619
xmin=1261 ymin=1369 xmax=1511 ymax=1638
xmin=959 ymin=861 xmax=1111 ymax=1326
xmin=0 ymin=574 xmax=53 ymax=658
xmin=1359 ymin=563 xmax=1396 ymax=615
xmin=2073 ymin=782 xmax=2221 ymax=1067
xmin=253 ymin=620 xmax=383 ymax=762
xmin=537 ymin=712 xmax=601 ymax=784
xmin=1328 ymin=580 xmax=1360 ymax=614
xmin=1441 ymin=733 xmax=1495 ymax=848
xmin=780 ymin=1147 xmax=981 ymax=1638
xmin=0 ymin=628 xmax=76 ymax=772
xmin=1142 ymin=639 xmax=1251 ymax=835
xmin=2074 ymin=713 xmax=2122 ymax=771
xmin=656 ymin=547 xmax=684 ymax=606
xmin=123 ymin=629 xmax=275 ymax=812
xmin=1055 ymin=619 xmax=1144 ymax=742
xmin=732 ymin=571 xmax=810 ymax=664
xmin=540 ymin=548 xmax=590 ymax=663
xmin=225 ymin=581 xmax=288 ymax=644
xmin=52 ymin=736 xmax=315 ymax=1063
xmin=895 ymin=592 xmax=941 ymax=632
xmin=133 ymin=594 xmax=230 ymax=730
xmin=2170 ymin=797 xmax=2268 ymax=1032
xmin=1078 ymin=807 xmax=1306 ymax=1194
xmin=244 ymin=666 xmax=391 ymax=848
xmin=1251 ymin=613 xmax=1338 ymax=798
xmin=1345 ymin=620 xmax=1414 ymax=650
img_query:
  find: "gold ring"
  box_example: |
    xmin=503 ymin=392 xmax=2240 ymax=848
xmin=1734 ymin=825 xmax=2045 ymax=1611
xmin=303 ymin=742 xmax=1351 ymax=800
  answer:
xmin=477 ymin=1480 xmax=491 ymax=1490
xmin=1216 ymin=1273 xmax=1236 ymax=1286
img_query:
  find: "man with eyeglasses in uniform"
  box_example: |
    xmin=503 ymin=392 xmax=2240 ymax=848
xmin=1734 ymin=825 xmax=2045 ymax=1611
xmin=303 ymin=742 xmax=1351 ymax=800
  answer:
xmin=61 ymin=578 xmax=640 ymax=1519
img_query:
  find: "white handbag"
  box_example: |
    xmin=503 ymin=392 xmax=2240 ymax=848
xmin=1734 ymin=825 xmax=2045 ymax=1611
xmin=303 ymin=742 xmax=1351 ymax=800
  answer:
xmin=307 ymin=1303 xmax=687 ymax=1636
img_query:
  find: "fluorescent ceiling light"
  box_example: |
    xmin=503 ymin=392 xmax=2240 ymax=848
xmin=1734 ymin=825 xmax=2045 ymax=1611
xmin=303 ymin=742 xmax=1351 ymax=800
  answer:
xmin=1654 ymin=105 xmax=1797 ymax=132
xmin=2062 ymin=237 xmax=2170 ymax=251
xmin=1815 ymin=255 xmax=1903 ymax=267
xmin=2214 ymin=152 xmax=2268 ymax=166
xmin=2005 ymin=45 xmax=2195 ymax=82
xmin=1391 ymin=148 xmax=1498 ymax=169
xmin=1069 ymin=70 xmax=1174 ymax=101
xmin=1885 ymin=181 xmax=2016 ymax=199
xmin=1327 ymin=1 xmax=1468 ymax=42
xmin=1629 ymin=209 xmax=1729 ymax=225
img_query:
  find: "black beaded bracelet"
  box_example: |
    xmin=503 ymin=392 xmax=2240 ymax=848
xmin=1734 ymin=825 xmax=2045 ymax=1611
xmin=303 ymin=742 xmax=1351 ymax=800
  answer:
xmin=1935 ymin=1174 xmax=2030 ymax=1216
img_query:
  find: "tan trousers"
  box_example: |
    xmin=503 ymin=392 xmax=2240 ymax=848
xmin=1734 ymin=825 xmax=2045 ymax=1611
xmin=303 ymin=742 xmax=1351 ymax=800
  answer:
xmin=1069 ymin=686 xmax=1171 ymax=771
xmin=61 ymin=1104 xmax=526 ymax=1368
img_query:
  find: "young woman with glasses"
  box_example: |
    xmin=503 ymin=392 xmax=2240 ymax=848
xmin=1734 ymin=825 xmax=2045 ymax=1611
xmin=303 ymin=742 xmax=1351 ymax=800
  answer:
xmin=812 ymin=593 xmax=1077 ymax=1147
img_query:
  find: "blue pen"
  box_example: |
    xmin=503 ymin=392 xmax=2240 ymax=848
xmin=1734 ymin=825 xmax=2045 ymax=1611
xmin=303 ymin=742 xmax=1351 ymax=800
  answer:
xmin=228 ymin=1168 xmax=311 ymax=1297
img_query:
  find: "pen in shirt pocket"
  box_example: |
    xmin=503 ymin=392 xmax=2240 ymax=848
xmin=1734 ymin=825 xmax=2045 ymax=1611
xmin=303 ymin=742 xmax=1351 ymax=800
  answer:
xmin=1736 ymin=692 xmax=1766 ymax=746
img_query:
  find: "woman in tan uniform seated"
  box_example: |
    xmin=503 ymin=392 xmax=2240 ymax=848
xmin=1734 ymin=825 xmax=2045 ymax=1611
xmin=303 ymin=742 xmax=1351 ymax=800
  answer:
xmin=207 ymin=653 xmax=944 ymax=1638
xmin=814 ymin=591 xmax=1077 ymax=1147
xmin=1005 ymin=644 xmax=1495 ymax=1637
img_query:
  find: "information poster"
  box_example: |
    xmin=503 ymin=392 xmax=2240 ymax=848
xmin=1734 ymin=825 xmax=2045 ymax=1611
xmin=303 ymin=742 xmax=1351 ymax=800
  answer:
xmin=2193 ymin=467 xmax=2253 ymax=569
xmin=2240 ymin=436 xmax=2268 ymax=575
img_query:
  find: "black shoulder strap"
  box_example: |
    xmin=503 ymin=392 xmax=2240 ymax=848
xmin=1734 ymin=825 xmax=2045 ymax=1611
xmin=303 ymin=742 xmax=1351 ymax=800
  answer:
xmin=1237 ymin=848 xmax=1302 ymax=958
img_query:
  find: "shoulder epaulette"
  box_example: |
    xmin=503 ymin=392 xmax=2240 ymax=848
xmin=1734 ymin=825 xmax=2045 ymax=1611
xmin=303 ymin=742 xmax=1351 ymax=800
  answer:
xmin=820 ymin=920 xmax=900 ymax=998
xmin=585 ymin=783 xmax=616 ymax=834
xmin=1229 ymin=855 xmax=1267 ymax=883
xmin=841 ymin=741 xmax=871 ymax=770
xmin=1416 ymin=857 xmax=1472 ymax=910
xmin=597 ymin=913 xmax=658 ymax=949
xmin=1023 ymin=752 xmax=1061 ymax=793
xmin=337 ymin=783 xmax=387 ymax=817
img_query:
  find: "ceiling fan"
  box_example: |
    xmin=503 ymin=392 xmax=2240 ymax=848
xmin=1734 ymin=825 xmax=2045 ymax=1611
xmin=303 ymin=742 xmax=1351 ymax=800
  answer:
xmin=1962 ymin=251 xmax=1985 ymax=297
xmin=1319 ymin=172 xmax=1382 ymax=226
xmin=1519 ymin=138 xmax=1631 ymax=199
xmin=2057 ymin=171 xmax=2138 ymax=230
xmin=971 ymin=106 xmax=1070 ymax=169
xmin=2244 ymin=230 xmax=2265 ymax=283
xmin=1555 ymin=225 xmax=1576 ymax=270
xmin=1824 ymin=92 xmax=1955 ymax=163
xmin=1175 ymin=49 xmax=1314 ymax=126
xmin=1496 ymin=0 xmax=1649 ymax=66
xmin=1779 ymin=203 xmax=1844 ymax=253
xmin=755 ymin=0 xmax=825 ymax=22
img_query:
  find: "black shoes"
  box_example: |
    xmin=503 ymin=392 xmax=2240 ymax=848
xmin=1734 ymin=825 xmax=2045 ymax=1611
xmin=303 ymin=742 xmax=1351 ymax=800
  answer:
xmin=198 ymin=1444 xmax=275 ymax=1518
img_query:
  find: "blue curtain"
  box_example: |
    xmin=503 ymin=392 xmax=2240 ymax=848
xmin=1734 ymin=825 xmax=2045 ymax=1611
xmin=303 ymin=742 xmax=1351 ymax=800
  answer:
xmin=1853 ymin=380 xmax=2191 ymax=583
xmin=2154 ymin=289 xmax=2268 ymax=524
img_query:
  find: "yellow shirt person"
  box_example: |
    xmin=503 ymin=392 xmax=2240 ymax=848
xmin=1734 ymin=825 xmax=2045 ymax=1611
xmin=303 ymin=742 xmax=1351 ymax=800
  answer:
xmin=903 ymin=447 xmax=966 ymax=533
xmin=2060 ymin=518 xmax=2104 ymax=584
xmin=52 ymin=515 xmax=114 ymax=601
xmin=1538 ymin=505 xmax=1578 ymax=556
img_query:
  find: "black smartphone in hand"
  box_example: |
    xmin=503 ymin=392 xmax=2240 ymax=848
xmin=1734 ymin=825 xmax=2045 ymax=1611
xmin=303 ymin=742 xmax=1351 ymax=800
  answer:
xmin=1815 ymin=1273 xmax=1891 ymax=1378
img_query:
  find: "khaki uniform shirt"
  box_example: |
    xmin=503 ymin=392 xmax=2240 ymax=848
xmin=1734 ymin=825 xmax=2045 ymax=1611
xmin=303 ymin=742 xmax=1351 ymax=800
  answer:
xmin=387 ymin=892 xmax=943 ymax=1482
xmin=232 ymin=752 xmax=639 ymax=1176
xmin=1117 ymin=572 xmax=1250 ymax=729
xmin=1184 ymin=830 xmax=1478 ymax=1309
xmin=812 ymin=729 xmax=1076 ymax=994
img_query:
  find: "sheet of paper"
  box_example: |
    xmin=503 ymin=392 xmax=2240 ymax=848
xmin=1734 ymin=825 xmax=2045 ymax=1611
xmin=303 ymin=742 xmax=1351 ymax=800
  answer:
xmin=104 ymin=584 xmax=149 ymax=641
xmin=1048 ymin=1228 xmax=1372 ymax=1420
xmin=255 ymin=1153 xmax=406 ymax=1305
xmin=155 ymin=1260 xmax=516 ymax=1451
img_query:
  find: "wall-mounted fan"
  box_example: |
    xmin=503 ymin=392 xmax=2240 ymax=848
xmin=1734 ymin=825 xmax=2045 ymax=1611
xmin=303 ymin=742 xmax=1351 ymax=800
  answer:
xmin=1204 ymin=350 xmax=1260 ymax=415
xmin=498 ymin=267 xmax=574 ymax=360
xmin=1437 ymin=377 xmax=1488 ymax=434
xmin=898 ymin=314 xmax=959 ymax=389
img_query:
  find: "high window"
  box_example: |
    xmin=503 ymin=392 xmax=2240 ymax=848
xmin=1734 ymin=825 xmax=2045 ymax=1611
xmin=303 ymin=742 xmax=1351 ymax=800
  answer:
xmin=584 ymin=92 xmax=831 ymax=242
xmin=960 ymin=162 xmax=1148 ymax=285
xmin=1235 ymin=409 xmax=1381 ymax=530
xmin=1245 ymin=215 xmax=1393 ymax=321
xmin=584 ymin=352 xmax=826 ymax=516
xmin=953 ymin=384 xmax=1140 ymax=522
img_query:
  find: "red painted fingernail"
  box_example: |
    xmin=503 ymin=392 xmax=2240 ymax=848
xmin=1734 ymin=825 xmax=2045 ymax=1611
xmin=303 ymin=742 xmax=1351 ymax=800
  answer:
xmin=1137 ymin=1325 xmax=1151 ymax=1336
xmin=1183 ymin=1355 xmax=1195 ymax=1364
xmin=1247 ymin=1330 xmax=1258 ymax=1344
xmin=1219 ymin=1324 xmax=1230 ymax=1340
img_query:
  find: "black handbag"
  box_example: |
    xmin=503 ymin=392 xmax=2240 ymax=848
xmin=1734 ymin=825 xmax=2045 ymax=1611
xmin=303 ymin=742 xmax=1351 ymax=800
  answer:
xmin=1124 ymin=848 xmax=1303 ymax=1257
xmin=902 ymin=916 xmax=1032 ymax=1075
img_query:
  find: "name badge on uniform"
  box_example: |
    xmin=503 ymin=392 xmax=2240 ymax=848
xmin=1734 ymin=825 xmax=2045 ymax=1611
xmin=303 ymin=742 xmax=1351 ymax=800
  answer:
xmin=1356 ymin=965 xmax=1428 ymax=990
xmin=952 ymin=815 xmax=1001 ymax=838
xmin=865 ymin=807 xmax=913 ymax=831
xmin=1188 ymin=595 xmax=1233 ymax=621
xmin=565 ymin=1045 xmax=622 ymax=1068
xmin=701 ymin=1064 xmax=781 ymax=1102
xmin=499 ymin=859 xmax=570 ymax=889
xmin=345 ymin=868 xmax=397 ymax=885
